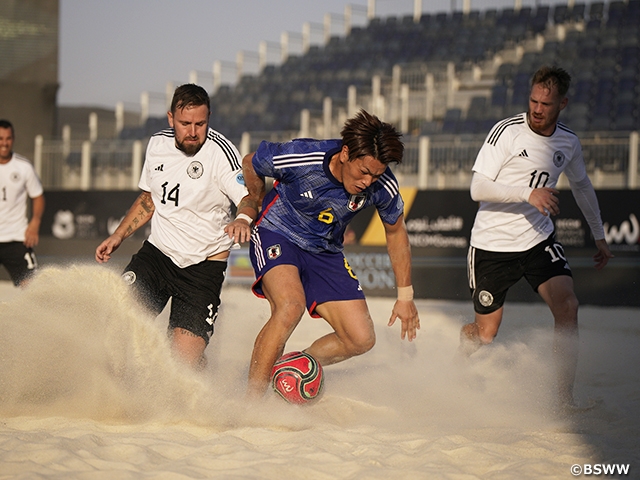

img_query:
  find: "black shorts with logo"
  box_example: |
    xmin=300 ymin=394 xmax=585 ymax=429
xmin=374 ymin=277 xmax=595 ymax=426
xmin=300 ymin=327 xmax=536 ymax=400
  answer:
xmin=122 ymin=241 xmax=227 ymax=343
xmin=467 ymin=233 xmax=572 ymax=315
xmin=0 ymin=241 xmax=38 ymax=286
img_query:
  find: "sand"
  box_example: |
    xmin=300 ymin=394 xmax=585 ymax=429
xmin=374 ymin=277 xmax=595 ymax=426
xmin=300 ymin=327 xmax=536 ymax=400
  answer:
xmin=0 ymin=265 xmax=638 ymax=479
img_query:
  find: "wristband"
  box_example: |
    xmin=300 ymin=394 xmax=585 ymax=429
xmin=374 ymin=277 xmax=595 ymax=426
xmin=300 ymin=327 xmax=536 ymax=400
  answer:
xmin=235 ymin=213 xmax=253 ymax=224
xmin=397 ymin=285 xmax=414 ymax=301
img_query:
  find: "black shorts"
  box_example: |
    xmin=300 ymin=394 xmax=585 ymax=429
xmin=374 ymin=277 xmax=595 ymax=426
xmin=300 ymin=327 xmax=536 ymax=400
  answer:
xmin=467 ymin=233 xmax=572 ymax=315
xmin=0 ymin=241 xmax=38 ymax=286
xmin=122 ymin=241 xmax=227 ymax=343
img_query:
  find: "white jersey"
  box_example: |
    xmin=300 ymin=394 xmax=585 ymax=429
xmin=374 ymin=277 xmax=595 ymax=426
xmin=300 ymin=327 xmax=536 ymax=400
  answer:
xmin=139 ymin=127 xmax=247 ymax=268
xmin=470 ymin=113 xmax=589 ymax=252
xmin=0 ymin=153 xmax=44 ymax=243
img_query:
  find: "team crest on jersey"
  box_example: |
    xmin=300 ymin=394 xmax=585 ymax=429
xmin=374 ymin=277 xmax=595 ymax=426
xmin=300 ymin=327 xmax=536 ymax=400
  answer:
xmin=266 ymin=244 xmax=282 ymax=260
xmin=478 ymin=290 xmax=494 ymax=308
xmin=122 ymin=271 xmax=136 ymax=285
xmin=347 ymin=193 xmax=367 ymax=212
xmin=553 ymin=151 xmax=566 ymax=168
xmin=187 ymin=161 xmax=204 ymax=179
xmin=10 ymin=172 xmax=21 ymax=182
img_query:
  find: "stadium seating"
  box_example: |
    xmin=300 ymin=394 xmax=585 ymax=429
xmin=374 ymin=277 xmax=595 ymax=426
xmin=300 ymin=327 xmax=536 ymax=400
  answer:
xmin=127 ymin=1 xmax=640 ymax=141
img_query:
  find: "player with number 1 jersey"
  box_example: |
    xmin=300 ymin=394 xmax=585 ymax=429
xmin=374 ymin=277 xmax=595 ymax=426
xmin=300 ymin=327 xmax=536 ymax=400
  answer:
xmin=0 ymin=119 xmax=44 ymax=286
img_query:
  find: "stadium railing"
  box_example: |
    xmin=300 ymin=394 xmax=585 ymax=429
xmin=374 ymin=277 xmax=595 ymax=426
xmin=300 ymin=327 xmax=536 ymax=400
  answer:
xmin=33 ymin=131 xmax=639 ymax=191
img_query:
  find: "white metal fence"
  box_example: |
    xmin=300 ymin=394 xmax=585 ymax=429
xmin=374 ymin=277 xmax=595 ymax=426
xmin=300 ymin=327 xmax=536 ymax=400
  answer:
xmin=34 ymin=131 xmax=639 ymax=191
xmin=34 ymin=137 xmax=144 ymax=191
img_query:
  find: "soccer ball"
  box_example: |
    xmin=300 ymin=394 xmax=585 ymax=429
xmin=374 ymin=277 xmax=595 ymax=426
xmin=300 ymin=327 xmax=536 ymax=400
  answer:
xmin=271 ymin=351 xmax=324 ymax=404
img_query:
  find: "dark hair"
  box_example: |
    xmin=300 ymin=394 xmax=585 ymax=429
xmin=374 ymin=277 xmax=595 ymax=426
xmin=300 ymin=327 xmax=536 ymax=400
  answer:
xmin=340 ymin=109 xmax=404 ymax=165
xmin=531 ymin=65 xmax=571 ymax=97
xmin=0 ymin=119 xmax=14 ymax=135
xmin=170 ymin=84 xmax=210 ymax=113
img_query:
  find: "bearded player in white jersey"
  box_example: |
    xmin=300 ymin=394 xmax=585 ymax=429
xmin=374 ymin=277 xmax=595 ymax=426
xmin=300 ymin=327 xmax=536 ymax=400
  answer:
xmin=96 ymin=84 xmax=256 ymax=369
xmin=460 ymin=66 xmax=614 ymax=409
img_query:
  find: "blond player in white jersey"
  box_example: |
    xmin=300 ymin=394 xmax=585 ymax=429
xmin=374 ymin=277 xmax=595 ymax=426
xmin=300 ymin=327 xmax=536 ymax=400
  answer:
xmin=0 ymin=120 xmax=45 ymax=287
xmin=460 ymin=66 xmax=614 ymax=409
xmin=96 ymin=84 xmax=257 ymax=369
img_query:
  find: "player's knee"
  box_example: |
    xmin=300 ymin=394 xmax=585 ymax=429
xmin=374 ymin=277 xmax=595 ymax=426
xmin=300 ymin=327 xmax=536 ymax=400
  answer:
xmin=169 ymin=328 xmax=207 ymax=368
xmin=273 ymin=299 xmax=306 ymax=327
xmin=554 ymin=293 xmax=579 ymax=326
xmin=565 ymin=294 xmax=579 ymax=316
xmin=346 ymin=329 xmax=376 ymax=356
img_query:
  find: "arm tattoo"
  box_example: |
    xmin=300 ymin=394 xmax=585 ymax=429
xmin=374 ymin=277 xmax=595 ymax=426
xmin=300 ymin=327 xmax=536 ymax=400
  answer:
xmin=140 ymin=192 xmax=155 ymax=214
xmin=237 ymin=196 xmax=260 ymax=215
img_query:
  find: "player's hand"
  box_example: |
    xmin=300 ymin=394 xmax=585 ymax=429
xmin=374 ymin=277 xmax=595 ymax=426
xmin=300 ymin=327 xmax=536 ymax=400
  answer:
xmin=593 ymin=238 xmax=614 ymax=270
xmin=23 ymin=225 xmax=39 ymax=248
xmin=528 ymin=187 xmax=560 ymax=216
xmin=95 ymin=234 xmax=123 ymax=263
xmin=224 ymin=218 xmax=252 ymax=243
xmin=388 ymin=300 xmax=420 ymax=341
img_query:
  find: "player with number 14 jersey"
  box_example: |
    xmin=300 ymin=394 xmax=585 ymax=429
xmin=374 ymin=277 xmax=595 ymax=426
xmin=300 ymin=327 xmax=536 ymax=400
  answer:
xmin=140 ymin=127 xmax=247 ymax=267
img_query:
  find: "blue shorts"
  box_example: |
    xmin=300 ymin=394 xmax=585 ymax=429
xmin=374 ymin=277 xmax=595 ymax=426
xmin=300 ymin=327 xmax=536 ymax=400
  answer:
xmin=249 ymin=227 xmax=365 ymax=317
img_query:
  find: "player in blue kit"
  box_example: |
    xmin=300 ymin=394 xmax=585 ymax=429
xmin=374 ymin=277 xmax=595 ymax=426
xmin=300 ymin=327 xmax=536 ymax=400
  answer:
xmin=242 ymin=110 xmax=420 ymax=399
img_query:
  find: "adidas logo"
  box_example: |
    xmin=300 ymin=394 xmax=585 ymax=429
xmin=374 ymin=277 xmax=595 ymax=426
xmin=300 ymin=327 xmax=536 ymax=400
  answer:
xmin=155 ymin=164 xmax=164 ymax=171
xmin=300 ymin=190 xmax=314 ymax=199
xmin=519 ymin=150 xmax=528 ymax=157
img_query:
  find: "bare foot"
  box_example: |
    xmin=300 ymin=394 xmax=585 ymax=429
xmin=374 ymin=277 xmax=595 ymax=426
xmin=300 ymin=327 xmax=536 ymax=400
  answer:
xmin=458 ymin=323 xmax=482 ymax=357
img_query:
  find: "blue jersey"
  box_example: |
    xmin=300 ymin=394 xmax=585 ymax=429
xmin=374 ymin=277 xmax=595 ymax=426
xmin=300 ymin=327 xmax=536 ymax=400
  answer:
xmin=253 ymin=138 xmax=404 ymax=253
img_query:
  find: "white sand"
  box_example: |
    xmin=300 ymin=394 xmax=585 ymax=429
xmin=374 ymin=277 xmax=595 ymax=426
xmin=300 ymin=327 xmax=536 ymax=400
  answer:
xmin=0 ymin=265 xmax=638 ymax=479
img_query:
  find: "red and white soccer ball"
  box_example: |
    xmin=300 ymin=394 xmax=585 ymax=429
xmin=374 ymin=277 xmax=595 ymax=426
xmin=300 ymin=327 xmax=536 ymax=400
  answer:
xmin=271 ymin=351 xmax=324 ymax=405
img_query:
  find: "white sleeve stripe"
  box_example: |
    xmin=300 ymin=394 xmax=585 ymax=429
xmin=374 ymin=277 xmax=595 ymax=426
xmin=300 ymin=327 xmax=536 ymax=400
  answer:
xmin=273 ymin=153 xmax=325 ymax=166
xmin=274 ymin=152 xmax=325 ymax=160
xmin=381 ymin=182 xmax=396 ymax=198
xmin=274 ymin=161 xmax=323 ymax=169
xmin=380 ymin=172 xmax=399 ymax=197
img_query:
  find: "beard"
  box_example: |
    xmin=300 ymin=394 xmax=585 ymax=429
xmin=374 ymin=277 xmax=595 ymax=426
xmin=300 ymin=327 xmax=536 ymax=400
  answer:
xmin=527 ymin=110 xmax=560 ymax=135
xmin=175 ymin=137 xmax=205 ymax=156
